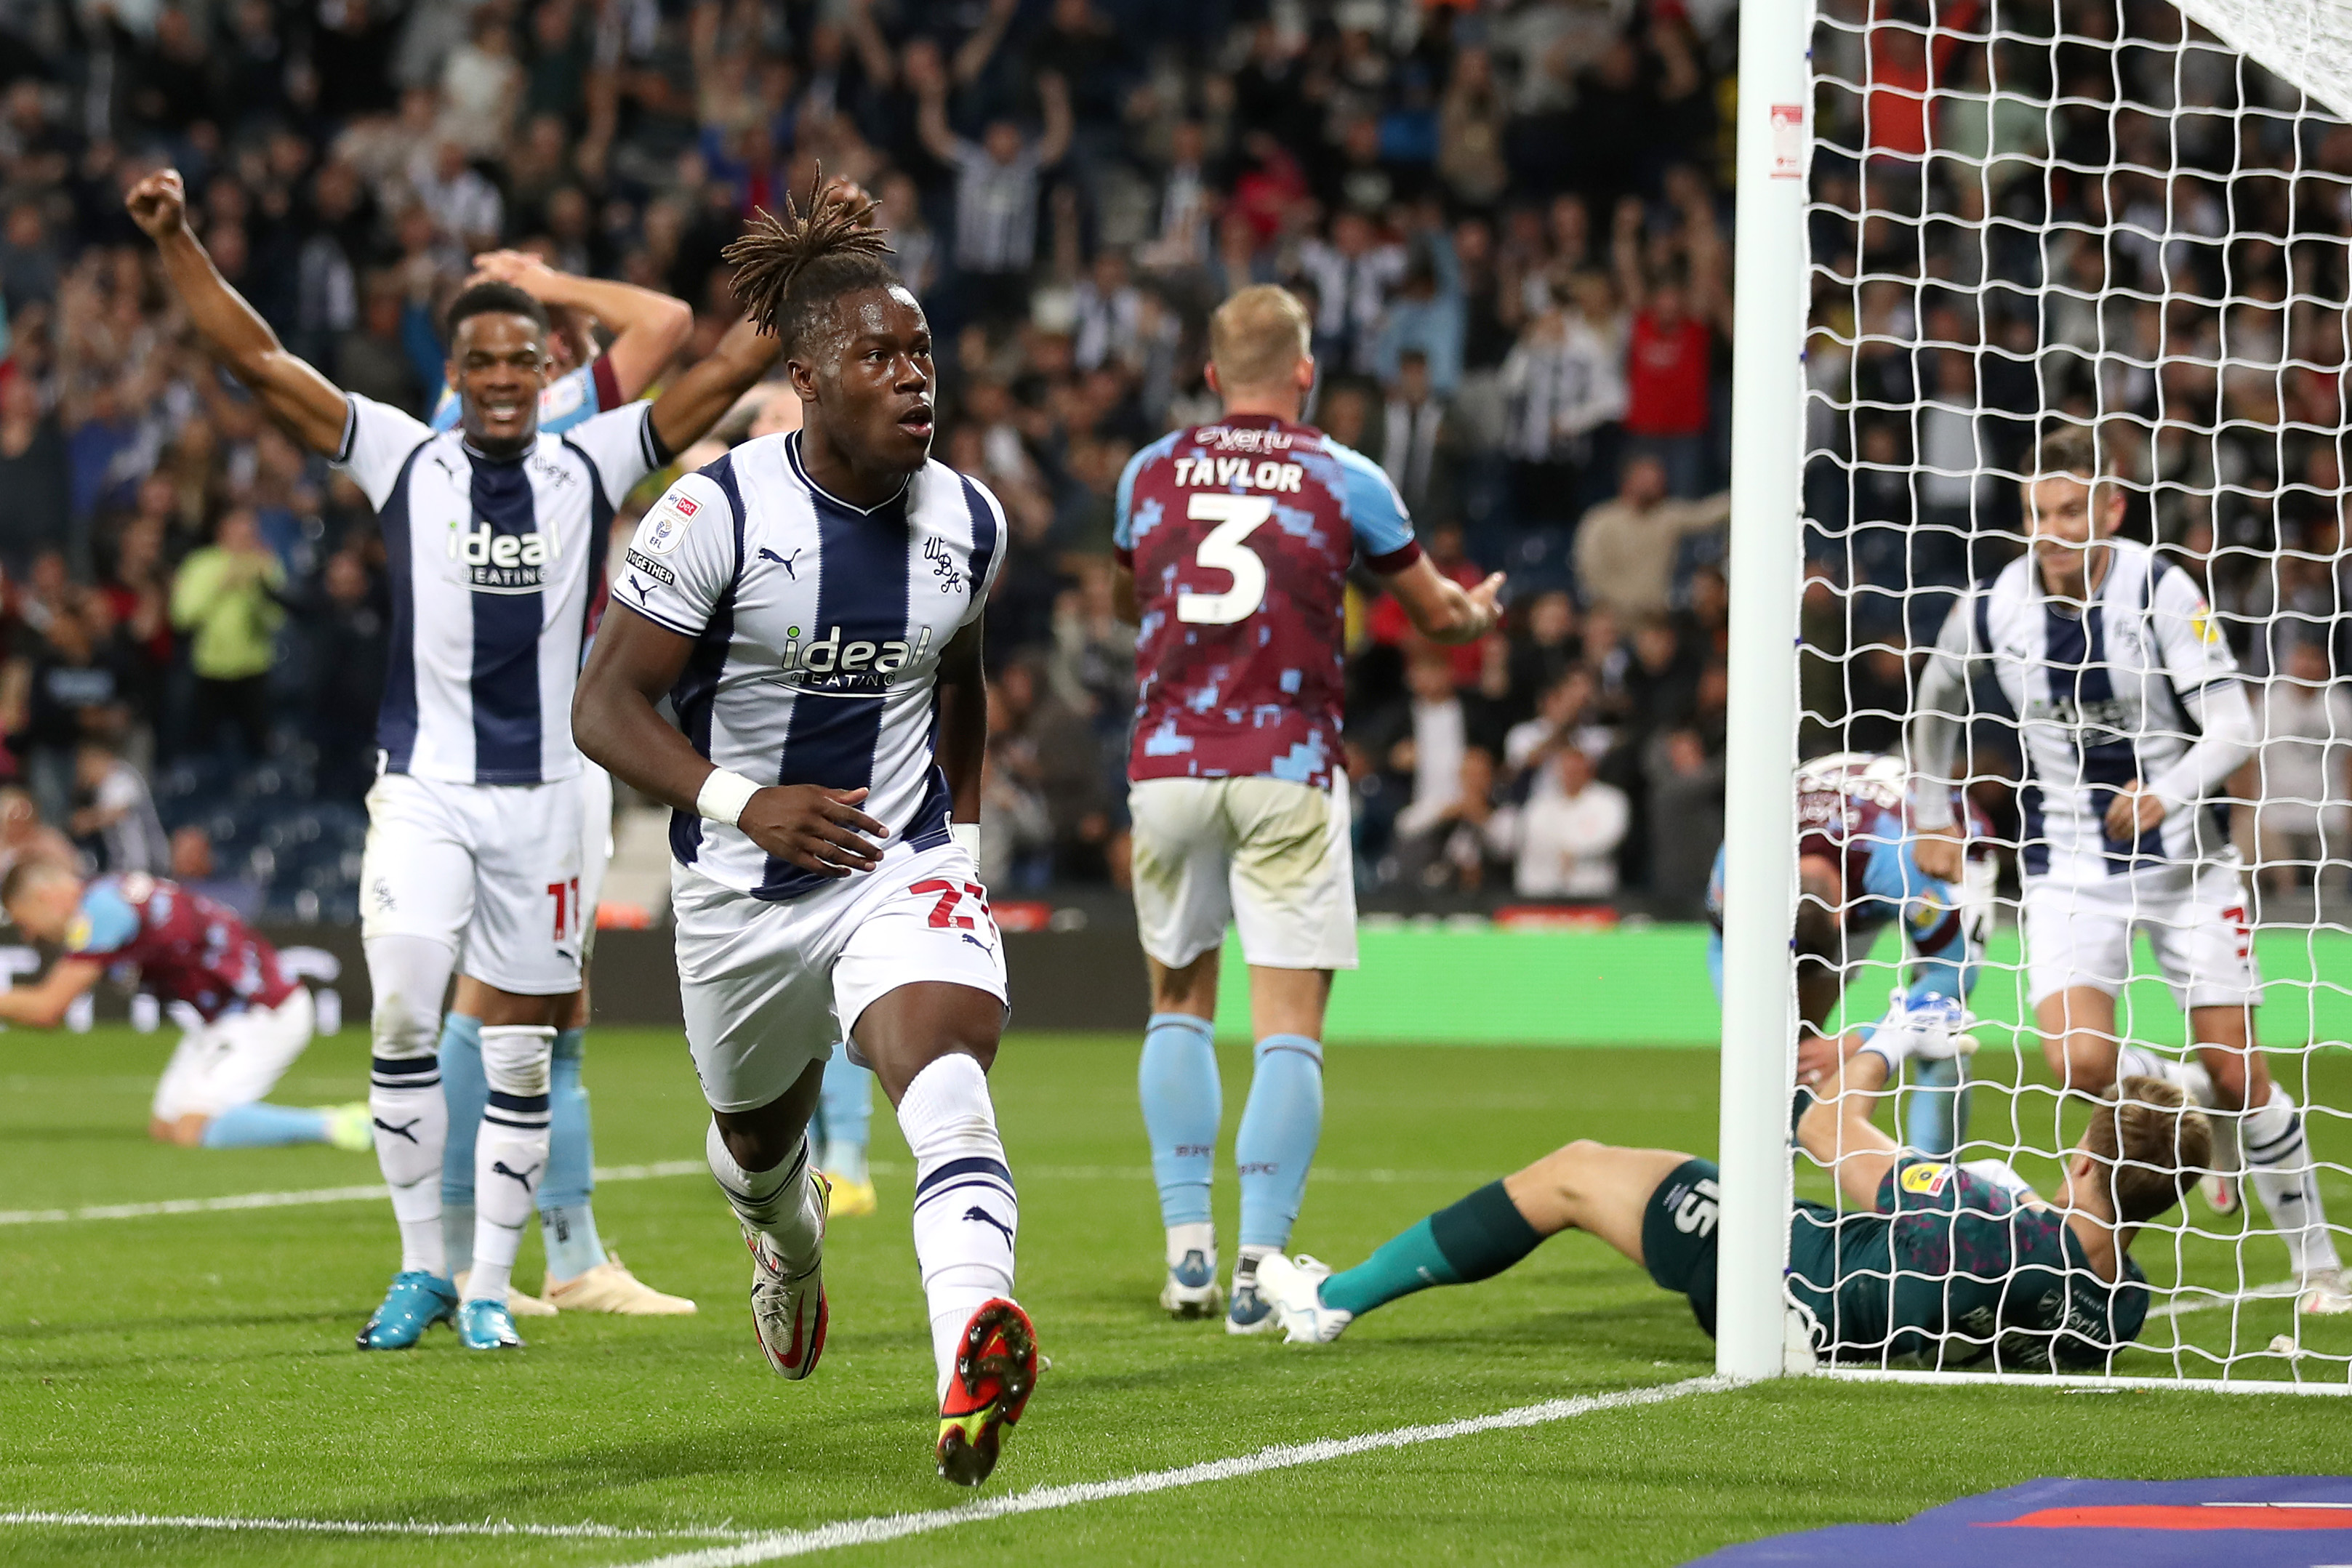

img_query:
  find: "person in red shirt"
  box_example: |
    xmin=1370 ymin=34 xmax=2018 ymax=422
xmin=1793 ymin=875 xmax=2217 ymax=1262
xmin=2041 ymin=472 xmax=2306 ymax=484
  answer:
xmin=1613 ymin=190 xmax=1730 ymax=496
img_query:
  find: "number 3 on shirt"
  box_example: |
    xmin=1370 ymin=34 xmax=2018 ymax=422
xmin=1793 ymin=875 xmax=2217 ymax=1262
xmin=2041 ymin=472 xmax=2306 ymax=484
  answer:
xmin=1177 ymin=494 xmax=1275 ymax=625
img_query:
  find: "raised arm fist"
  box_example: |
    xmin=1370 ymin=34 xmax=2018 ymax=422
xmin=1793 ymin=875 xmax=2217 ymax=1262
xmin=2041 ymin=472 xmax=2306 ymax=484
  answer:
xmin=124 ymin=169 xmax=188 ymax=240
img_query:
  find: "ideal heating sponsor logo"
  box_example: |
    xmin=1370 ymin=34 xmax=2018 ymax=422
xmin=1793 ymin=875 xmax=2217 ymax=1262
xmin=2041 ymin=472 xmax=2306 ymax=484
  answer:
xmin=771 ymin=623 xmax=934 ymax=697
xmin=447 ymin=518 xmax=559 ymax=593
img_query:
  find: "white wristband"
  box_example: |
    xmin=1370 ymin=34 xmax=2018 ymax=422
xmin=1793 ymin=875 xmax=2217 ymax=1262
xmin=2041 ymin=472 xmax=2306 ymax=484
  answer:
xmin=696 ymin=768 xmax=761 ymax=827
xmin=949 ymin=821 xmax=982 ymax=859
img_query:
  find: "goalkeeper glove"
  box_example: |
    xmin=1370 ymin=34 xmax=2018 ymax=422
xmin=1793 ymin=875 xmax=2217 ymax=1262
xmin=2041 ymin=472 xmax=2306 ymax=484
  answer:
xmin=1858 ymin=995 xmax=1980 ymax=1073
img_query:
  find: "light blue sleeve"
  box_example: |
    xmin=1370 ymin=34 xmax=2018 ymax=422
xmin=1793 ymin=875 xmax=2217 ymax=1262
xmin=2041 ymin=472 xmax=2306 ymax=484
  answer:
xmin=1115 ymin=433 xmax=1179 ymax=553
xmin=1862 ymin=838 xmax=1977 ymax=1002
xmin=68 ymin=884 xmax=140 ymax=957
xmin=428 ymin=386 xmax=459 ymax=432
xmin=1330 ymin=441 xmax=1416 ymax=560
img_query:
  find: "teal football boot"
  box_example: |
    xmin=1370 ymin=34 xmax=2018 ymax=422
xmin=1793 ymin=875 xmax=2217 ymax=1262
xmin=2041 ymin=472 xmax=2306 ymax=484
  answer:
xmin=358 ymin=1271 xmax=457 ymax=1349
xmin=457 ymin=1296 xmax=524 ymax=1350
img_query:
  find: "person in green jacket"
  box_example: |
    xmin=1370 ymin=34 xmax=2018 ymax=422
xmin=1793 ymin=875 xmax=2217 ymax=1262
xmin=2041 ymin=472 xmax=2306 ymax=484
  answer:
xmin=170 ymin=507 xmax=284 ymax=760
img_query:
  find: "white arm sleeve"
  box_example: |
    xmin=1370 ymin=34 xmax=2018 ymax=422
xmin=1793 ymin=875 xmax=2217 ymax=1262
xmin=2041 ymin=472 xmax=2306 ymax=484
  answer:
xmin=332 ymin=394 xmax=433 ymax=510
xmin=614 ymin=470 xmax=738 ymax=639
xmin=2146 ymin=678 xmax=2257 ymax=813
xmin=565 ymin=401 xmax=665 ymax=507
xmin=2143 ymin=564 xmax=2253 ymax=812
xmin=1907 ymin=592 xmax=1980 ymax=832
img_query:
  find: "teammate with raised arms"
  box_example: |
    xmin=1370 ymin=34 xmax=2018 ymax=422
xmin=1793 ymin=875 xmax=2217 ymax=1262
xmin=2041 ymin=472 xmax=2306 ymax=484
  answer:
xmin=572 ymin=181 xmax=1036 ymax=1485
xmin=1909 ymin=427 xmax=2349 ymax=1314
xmin=127 ymin=165 xmax=792 ymax=1353
xmin=1113 ymin=285 xmax=1502 ymax=1330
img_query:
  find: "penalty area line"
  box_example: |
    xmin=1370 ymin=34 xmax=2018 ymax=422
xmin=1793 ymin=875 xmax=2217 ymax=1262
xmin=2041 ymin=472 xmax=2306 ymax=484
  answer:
xmin=611 ymin=1376 xmax=1731 ymax=1568
xmin=0 ymin=1510 xmax=755 ymax=1541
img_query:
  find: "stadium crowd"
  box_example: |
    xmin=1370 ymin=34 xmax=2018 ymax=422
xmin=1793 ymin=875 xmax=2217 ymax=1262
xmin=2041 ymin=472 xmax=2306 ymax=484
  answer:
xmin=1804 ymin=0 xmax=2352 ymax=896
xmin=7 ymin=0 xmax=2342 ymax=922
xmin=0 ymin=0 xmax=1756 ymax=919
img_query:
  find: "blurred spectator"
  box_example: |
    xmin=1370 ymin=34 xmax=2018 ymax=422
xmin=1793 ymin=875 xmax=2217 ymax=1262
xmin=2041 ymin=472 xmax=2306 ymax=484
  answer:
xmin=1613 ymin=188 xmax=1727 ymax=498
xmin=995 ymin=655 xmax=1112 ymax=880
xmin=301 ymin=547 xmax=390 ymax=801
xmin=171 ymin=509 xmax=285 ymax=763
xmin=1394 ymin=745 xmax=1506 ymax=893
xmin=1488 ymin=745 xmax=1629 ymax=898
xmin=1501 ymin=272 xmax=1627 ymax=531
xmin=1573 ymin=456 xmax=1730 ymax=622
xmin=2253 ymin=638 xmax=2352 ymax=896
xmin=0 ymin=374 xmax=70 ymax=571
xmin=71 ymin=736 xmax=168 ymax=875
xmin=169 ymin=823 xmax=262 ymax=920
xmin=918 ymin=59 xmax=1073 ymax=327
xmin=1370 ymin=350 xmax=1458 ymax=523
xmin=1382 ymin=651 xmax=1469 ymax=848
xmin=1646 ymin=726 xmax=1725 ymax=914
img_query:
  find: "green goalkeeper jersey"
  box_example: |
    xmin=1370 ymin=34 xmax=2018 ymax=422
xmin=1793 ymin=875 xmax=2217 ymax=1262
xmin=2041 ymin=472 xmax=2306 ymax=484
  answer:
xmin=1786 ymin=1155 xmax=2150 ymax=1370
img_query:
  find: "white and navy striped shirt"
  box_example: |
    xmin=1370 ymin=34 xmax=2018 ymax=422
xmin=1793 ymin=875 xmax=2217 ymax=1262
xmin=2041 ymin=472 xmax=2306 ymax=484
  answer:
xmin=334 ymin=393 xmax=664 ymax=786
xmin=1922 ymin=538 xmax=2241 ymax=879
xmin=618 ymin=433 xmax=1007 ymax=901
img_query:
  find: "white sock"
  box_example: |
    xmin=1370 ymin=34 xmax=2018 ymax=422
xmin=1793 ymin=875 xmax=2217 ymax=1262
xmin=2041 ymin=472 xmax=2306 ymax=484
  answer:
xmin=2244 ymin=1084 xmax=2343 ymax=1279
xmin=366 ymin=935 xmax=457 ymax=1276
xmin=371 ymin=1060 xmax=449 ymax=1276
xmin=899 ymin=1054 xmax=1017 ymax=1401
xmin=1165 ymin=1220 xmax=1214 ymax=1270
xmin=470 ymin=1025 xmax=555 ymax=1303
xmin=706 ymin=1120 xmax=824 ymax=1274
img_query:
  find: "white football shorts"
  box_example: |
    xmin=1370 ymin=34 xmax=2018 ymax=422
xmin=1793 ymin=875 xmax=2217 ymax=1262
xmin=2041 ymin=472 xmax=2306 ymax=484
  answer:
xmin=2021 ymin=856 xmax=2260 ymax=1011
xmin=360 ymin=771 xmax=586 ymax=995
xmin=577 ymin=760 xmax=614 ymax=962
xmin=151 ymin=988 xmax=316 ymax=1122
xmin=673 ymin=840 xmax=1008 ymax=1114
xmin=1127 ymin=773 xmax=1358 ymax=973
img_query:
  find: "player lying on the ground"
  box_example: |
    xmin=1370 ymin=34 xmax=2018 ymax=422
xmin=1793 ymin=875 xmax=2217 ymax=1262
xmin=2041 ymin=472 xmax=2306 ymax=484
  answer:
xmin=125 ymin=164 xmax=790 ymax=1354
xmin=1709 ymin=751 xmax=1991 ymax=1156
xmin=1259 ymin=1023 xmax=2207 ymax=1370
xmin=1909 ymin=426 xmax=2349 ymax=1315
xmin=0 ymin=863 xmax=366 ymax=1153
xmin=574 ymin=177 xmax=1037 ymax=1486
xmin=1113 ymin=285 xmax=1502 ymax=1332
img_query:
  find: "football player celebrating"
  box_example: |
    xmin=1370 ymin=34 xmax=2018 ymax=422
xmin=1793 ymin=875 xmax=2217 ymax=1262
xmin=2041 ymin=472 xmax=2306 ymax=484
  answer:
xmin=128 ymin=165 xmax=787 ymax=1354
xmin=426 ymin=250 xmax=699 ymax=1320
xmin=0 ymin=863 xmax=365 ymax=1153
xmin=1112 ymin=286 xmax=1501 ymax=1330
xmin=574 ymin=180 xmax=1035 ymax=1485
xmin=1259 ymin=1042 xmax=2205 ymax=1372
xmin=1706 ymin=751 xmax=1992 ymax=1156
xmin=1910 ymin=427 xmax=2349 ymax=1314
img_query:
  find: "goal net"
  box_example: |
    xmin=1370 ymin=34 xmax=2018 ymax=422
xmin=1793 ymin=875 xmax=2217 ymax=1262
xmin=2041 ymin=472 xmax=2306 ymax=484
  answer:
xmin=1783 ymin=0 xmax=2352 ymax=1386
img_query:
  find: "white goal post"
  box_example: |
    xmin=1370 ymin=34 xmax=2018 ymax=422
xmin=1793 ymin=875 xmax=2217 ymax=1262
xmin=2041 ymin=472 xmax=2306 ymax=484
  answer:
xmin=1719 ymin=0 xmax=2352 ymax=1388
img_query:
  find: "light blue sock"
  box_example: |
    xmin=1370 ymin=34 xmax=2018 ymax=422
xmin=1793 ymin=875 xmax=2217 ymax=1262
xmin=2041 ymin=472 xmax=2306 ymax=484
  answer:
xmin=816 ymin=1048 xmax=873 ymax=1185
xmin=1235 ymin=1034 xmax=1323 ymax=1252
xmin=1139 ymin=1013 xmax=1221 ymax=1229
xmin=1906 ymin=1056 xmax=1970 ymax=1157
xmin=437 ymin=1013 xmax=484 ymax=1269
xmin=199 ymin=1102 xmax=332 ymax=1148
xmin=540 ymin=1026 xmax=605 ymax=1282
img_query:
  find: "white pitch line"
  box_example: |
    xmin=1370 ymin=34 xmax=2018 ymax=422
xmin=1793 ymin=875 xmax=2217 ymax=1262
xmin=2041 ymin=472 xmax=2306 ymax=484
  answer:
xmin=611 ymin=1377 xmax=1730 ymax=1568
xmin=0 ymin=1510 xmax=753 ymax=1541
xmin=0 ymin=1164 xmax=1487 ymax=1228
xmin=2146 ymin=1279 xmax=2300 ymax=1319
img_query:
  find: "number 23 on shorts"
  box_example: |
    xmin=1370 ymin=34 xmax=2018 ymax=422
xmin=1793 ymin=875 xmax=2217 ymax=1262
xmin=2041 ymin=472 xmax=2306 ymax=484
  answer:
xmin=911 ymin=879 xmax=995 ymax=936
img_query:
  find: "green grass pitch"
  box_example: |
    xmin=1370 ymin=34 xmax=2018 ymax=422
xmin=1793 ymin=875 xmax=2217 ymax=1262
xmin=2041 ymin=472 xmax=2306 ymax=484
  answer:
xmin=4 ymin=1027 xmax=2350 ymax=1566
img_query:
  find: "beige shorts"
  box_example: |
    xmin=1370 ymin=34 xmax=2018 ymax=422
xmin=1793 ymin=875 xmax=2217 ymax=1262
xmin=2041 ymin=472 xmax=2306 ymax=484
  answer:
xmin=1127 ymin=774 xmax=1358 ymax=973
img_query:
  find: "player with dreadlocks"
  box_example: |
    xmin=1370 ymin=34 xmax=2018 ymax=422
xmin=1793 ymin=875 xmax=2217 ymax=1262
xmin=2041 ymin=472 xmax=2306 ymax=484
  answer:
xmin=574 ymin=177 xmax=1037 ymax=1486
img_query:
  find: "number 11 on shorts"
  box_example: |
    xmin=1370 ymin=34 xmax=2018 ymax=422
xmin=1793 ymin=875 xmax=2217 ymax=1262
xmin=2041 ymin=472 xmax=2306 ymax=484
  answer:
xmin=547 ymin=877 xmax=582 ymax=942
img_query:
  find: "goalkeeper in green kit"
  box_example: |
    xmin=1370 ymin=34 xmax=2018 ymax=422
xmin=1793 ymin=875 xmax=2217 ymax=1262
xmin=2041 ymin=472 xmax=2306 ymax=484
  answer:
xmin=1255 ymin=1029 xmax=2209 ymax=1370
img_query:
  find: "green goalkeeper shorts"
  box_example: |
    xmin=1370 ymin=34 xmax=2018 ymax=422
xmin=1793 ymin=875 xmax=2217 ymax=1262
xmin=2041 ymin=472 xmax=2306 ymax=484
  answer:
xmin=1640 ymin=1158 xmax=1841 ymax=1339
